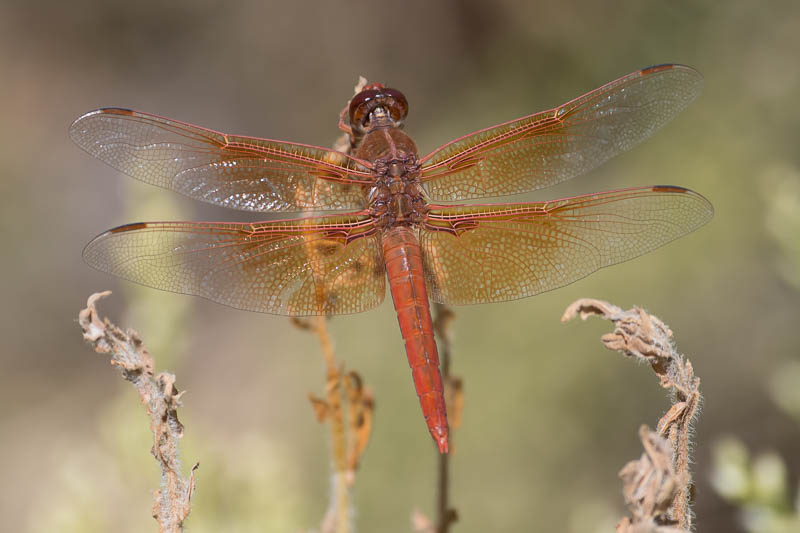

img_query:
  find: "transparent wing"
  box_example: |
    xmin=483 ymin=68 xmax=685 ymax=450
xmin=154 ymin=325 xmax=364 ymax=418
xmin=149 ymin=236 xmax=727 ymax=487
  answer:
xmin=419 ymin=64 xmax=703 ymax=201
xmin=420 ymin=186 xmax=713 ymax=305
xmin=83 ymin=215 xmax=385 ymax=315
xmin=70 ymin=108 xmax=374 ymax=212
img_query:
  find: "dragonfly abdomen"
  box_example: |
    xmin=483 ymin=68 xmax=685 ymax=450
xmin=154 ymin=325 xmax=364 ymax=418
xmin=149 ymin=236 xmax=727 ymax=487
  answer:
xmin=382 ymin=225 xmax=449 ymax=453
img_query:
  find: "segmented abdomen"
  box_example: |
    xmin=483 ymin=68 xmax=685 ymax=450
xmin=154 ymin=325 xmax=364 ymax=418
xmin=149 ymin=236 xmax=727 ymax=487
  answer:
xmin=382 ymin=225 xmax=449 ymax=453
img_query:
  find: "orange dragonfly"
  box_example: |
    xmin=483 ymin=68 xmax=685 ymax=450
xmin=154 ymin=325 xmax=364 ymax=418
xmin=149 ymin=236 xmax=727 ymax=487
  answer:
xmin=71 ymin=64 xmax=713 ymax=454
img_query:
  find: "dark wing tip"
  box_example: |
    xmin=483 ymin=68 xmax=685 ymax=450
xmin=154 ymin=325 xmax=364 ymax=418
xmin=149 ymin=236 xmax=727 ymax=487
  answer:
xmin=651 ymin=184 xmax=715 ymax=225
xmin=640 ymin=63 xmax=701 ymax=76
xmin=107 ymin=221 xmax=149 ymax=233
xmin=83 ymin=222 xmax=150 ymax=267
xmin=69 ymin=107 xmax=136 ymax=140
xmin=641 ymin=63 xmax=678 ymax=75
xmin=651 ymin=184 xmax=690 ymax=193
xmin=97 ymin=107 xmax=135 ymax=115
xmin=640 ymin=64 xmax=704 ymax=92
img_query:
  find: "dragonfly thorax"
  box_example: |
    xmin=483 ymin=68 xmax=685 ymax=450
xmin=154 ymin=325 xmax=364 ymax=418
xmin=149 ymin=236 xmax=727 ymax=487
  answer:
xmin=367 ymin=155 xmax=427 ymax=228
xmin=354 ymin=116 xmax=428 ymax=228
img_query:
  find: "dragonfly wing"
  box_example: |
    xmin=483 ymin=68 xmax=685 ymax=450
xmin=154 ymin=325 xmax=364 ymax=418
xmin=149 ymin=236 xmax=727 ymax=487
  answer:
xmin=70 ymin=108 xmax=374 ymax=212
xmin=419 ymin=64 xmax=703 ymax=201
xmin=420 ymin=186 xmax=713 ymax=305
xmin=83 ymin=215 xmax=385 ymax=315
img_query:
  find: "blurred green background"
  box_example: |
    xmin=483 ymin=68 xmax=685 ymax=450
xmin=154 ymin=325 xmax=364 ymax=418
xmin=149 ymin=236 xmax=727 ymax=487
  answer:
xmin=2 ymin=0 xmax=799 ymax=531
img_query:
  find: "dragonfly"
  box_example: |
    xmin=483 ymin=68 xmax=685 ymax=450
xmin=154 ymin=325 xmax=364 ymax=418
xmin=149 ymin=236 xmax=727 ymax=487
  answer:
xmin=71 ymin=63 xmax=713 ymax=454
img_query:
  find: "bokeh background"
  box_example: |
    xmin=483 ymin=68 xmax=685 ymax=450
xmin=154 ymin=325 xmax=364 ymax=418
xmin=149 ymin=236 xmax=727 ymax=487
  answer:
xmin=2 ymin=1 xmax=799 ymax=531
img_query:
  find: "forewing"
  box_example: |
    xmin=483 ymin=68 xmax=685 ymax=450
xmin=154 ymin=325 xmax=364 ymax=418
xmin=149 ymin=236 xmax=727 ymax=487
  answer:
xmin=83 ymin=215 xmax=385 ymax=315
xmin=70 ymin=108 xmax=374 ymax=212
xmin=420 ymin=186 xmax=713 ymax=305
xmin=419 ymin=65 xmax=703 ymax=201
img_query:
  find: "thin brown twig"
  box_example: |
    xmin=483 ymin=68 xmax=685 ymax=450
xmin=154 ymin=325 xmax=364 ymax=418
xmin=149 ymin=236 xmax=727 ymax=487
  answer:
xmin=562 ymin=298 xmax=701 ymax=532
xmin=343 ymin=370 xmax=375 ymax=474
xmin=433 ymin=303 xmax=459 ymax=533
xmin=298 ymin=314 xmax=375 ymax=533
xmin=78 ymin=291 xmax=197 ymax=533
xmin=299 ymin=77 xmax=377 ymax=533
xmin=316 ymin=316 xmax=350 ymax=533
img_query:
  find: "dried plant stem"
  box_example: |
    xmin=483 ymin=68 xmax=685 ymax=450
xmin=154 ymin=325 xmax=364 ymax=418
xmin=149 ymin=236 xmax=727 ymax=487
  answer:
xmin=316 ymin=316 xmax=351 ymax=533
xmin=78 ymin=291 xmax=197 ymax=533
xmin=297 ymin=312 xmax=374 ymax=533
xmin=315 ymin=316 xmax=348 ymax=468
xmin=299 ymin=78 xmax=382 ymax=533
xmin=562 ymin=298 xmax=701 ymax=532
xmin=433 ymin=303 xmax=459 ymax=533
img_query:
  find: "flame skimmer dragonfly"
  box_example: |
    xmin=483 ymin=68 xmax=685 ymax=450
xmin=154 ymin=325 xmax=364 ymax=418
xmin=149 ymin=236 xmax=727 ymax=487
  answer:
xmin=71 ymin=64 xmax=712 ymax=453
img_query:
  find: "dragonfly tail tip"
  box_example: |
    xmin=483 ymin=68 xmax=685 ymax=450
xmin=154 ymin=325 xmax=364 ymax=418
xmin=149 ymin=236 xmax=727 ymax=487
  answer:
xmin=437 ymin=435 xmax=449 ymax=454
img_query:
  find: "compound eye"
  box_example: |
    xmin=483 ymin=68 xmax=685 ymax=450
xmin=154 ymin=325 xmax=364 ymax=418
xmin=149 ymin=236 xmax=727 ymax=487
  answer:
xmin=348 ymin=87 xmax=409 ymax=131
xmin=382 ymin=88 xmax=408 ymax=122
xmin=349 ymin=88 xmax=382 ymax=129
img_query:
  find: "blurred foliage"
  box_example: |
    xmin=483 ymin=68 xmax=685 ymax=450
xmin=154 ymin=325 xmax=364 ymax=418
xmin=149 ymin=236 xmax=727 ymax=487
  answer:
xmin=761 ymin=164 xmax=800 ymax=290
xmin=711 ymin=439 xmax=800 ymax=533
xmin=768 ymin=361 xmax=800 ymax=423
xmin=712 ymin=154 xmax=800 ymax=533
xmin=711 ymin=353 xmax=800 ymax=533
xmin=29 ymin=396 xmax=301 ymax=533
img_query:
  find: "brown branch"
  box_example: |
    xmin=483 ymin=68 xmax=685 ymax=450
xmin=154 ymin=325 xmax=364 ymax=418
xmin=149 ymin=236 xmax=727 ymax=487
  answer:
xmin=78 ymin=291 xmax=197 ymax=533
xmin=297 ymin=315 xmax=374 ymax=533
xmin=562 ymin=298 xmax=701 ymax=532
xmin=433 ymin=303 xmax=460 ymax=533
xmin=299 ymin=78 xmax=378 ymax=533
xmin=617 ymin=426 xmax=689 ymax=533
xmin=343 ymin=370 xmax=375 ymax=474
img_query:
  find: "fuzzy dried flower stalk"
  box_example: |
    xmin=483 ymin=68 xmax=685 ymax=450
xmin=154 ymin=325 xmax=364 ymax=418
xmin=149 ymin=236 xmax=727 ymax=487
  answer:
xmin=296 ymin=315 xmax=374 ymax=533
xmin=296 ymin=77 xmax=378 ymax=533
xmin=562 ymin=298 xmax=701 ymax=532
xmin=78 ymin=291 xmax=197 ymax=533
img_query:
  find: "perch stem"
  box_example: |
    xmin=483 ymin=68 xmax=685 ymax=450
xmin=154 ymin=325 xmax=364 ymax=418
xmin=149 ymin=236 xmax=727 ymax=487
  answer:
xmin=434 ymin=303 xmax=457 ymax=533
xmin=314 ymin=315 xmax=351 ymax=533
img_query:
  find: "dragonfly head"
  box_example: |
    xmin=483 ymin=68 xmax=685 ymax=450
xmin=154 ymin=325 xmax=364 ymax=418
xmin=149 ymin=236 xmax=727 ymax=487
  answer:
xmin=349 ymin=85 xmax=408 ymax=134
